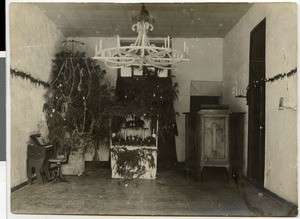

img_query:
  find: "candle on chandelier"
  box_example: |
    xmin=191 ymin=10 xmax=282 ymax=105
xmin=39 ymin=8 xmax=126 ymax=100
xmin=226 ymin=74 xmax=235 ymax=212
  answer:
xmin=167 ymin=36 xmax=170 ymax=48
xmin=164 ymin=38 xmax=167 ymax=48
xmin=184 ymin=41 xmax=186 ymax=52
xmin=100 ymin=39 xmax=102 ymax=50
xmin=95 ymin=44 xmax=97 ymax=54
xmin=117 ymin=35 xmax=120 ymax=47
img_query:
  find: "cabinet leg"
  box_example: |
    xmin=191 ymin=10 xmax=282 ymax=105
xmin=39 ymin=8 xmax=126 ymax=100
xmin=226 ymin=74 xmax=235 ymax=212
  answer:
xmin=197 ymin=166 xmax=204 ymax=182
xmin=233 ymin=168 xmax=243 ymax=182
xmin=238 ymin=169 xmax=243 ymax=179
xmin=185 ymin=163 xmax=189 ymax=179
xmin=225 ymin=166 xmax=233 ymax=182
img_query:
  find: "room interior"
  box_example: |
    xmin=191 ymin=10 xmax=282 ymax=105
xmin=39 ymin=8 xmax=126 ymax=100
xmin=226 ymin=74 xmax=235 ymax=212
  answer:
xmin=8 ymin=2 xmax=297 ymax=216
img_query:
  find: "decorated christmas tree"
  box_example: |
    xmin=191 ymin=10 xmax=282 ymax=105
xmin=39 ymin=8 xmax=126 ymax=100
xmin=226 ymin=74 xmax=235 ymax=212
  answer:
xmin=43 ymin=40 xmax=115 ymax=159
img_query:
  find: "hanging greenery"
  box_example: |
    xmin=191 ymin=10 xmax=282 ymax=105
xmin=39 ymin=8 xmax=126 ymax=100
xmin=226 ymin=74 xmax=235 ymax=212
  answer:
xmin=246 ymin=67 xmax=297 ymax=91
xmin=10 ymin=69 xmax=50 ymax=88
xmin=111 ymin=146 xmax=156 ymax=179
xmin=43 ymin=41 xmax=115 ymax=159
xmin=246 ymin=68 xmax=297 ymax=104
xmin=108 ymin=66 xmax=179 ymax=134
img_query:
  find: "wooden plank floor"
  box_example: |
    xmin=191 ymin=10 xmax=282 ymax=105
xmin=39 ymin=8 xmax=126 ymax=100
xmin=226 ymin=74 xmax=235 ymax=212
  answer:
xmin=11 ymin=167 xmax=295 ymax=216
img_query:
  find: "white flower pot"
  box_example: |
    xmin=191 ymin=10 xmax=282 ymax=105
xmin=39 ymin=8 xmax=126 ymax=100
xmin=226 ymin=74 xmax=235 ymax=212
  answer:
xmin=61 ymin=147 xmax=85 ymax=176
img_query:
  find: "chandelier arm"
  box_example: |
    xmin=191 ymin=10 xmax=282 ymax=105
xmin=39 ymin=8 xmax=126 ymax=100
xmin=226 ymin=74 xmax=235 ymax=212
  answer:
xmin=95 ymin=48 xmax=140 ymax=59
xmin=96 ymin=46 xmax=174 ymax=55
xmin=116 ymin=50 xmax=140 ymax=58
xmin=101 ymin=57 xmax=137 ymax=61
xmin=95 ymin=47 xmax=118 ymax=56
xmin=148 ymin=49 xmax=187 ymax=58
xmin=105 ymin=59 xmax=137 ymax=68
xmin=148 ymin=57 xmax=183 ymax=66
xmin=146 ymin=60 xmax=172 ymax=70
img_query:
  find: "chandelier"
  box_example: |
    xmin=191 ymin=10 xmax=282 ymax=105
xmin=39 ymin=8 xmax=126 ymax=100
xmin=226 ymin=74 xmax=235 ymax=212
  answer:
xmin=93 ymin=4 xmax=189 ymax=69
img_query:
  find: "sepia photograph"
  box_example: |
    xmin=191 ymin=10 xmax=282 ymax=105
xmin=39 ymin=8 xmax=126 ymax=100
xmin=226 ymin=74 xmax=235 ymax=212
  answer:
xmin=8 ymin=0 xmax=297 ymax=217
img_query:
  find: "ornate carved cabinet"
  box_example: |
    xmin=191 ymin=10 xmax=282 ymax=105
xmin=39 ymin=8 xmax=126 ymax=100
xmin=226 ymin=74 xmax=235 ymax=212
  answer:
xmin=197 ymin=109 xmax=231 ymax=181
xmin=184 ymin=109 xmax=244 ymax=181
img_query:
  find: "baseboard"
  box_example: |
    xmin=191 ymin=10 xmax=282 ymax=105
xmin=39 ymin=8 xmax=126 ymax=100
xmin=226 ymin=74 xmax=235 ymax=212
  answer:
xmin=11 ymin=177 xmax=35 ymax=193
xmin=243 ymin=176 xmax=298 ymax=212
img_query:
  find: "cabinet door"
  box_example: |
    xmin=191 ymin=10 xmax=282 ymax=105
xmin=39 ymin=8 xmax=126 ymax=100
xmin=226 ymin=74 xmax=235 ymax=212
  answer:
xmin=201 ymin=115 xmax=228 ymax=163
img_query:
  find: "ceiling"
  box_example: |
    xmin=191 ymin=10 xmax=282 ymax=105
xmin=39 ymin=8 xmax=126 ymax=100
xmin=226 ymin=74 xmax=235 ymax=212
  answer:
xmin=36 ymin=3 xmax=252 ymax=38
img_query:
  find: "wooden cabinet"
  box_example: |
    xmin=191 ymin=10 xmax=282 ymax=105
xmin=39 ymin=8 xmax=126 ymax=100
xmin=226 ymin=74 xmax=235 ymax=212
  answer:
xmin=197 ymin=110 xmax=230 ymax=181
xmin=184 ymin=110 xmax=244 ymax=181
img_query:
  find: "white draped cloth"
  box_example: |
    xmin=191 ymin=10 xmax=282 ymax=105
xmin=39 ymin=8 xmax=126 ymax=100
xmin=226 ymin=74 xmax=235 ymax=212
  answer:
xmin=190 ymin=81 xmax=222 ymax=96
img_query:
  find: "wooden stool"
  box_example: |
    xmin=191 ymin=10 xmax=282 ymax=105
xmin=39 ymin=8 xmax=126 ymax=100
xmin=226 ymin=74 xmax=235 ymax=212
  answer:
xmin=48 ymin=147 xmax=71 ymax=184
xmin=49 ymin=158 xmax=68 ymax=183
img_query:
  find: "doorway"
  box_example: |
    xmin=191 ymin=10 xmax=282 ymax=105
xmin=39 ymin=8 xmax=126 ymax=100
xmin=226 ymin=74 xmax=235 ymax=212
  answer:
xmin=247 ymin=18 xmax=266 ymax=186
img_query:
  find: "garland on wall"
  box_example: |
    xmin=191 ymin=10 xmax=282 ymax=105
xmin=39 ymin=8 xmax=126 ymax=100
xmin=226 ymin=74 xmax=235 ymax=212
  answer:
xmin=246 ymin=68 xmax=297 ymax=105
xmin=10 ymin=69 xmax=50 ymax=88
xmin=246 ymin=68 xmax=297 ymax=90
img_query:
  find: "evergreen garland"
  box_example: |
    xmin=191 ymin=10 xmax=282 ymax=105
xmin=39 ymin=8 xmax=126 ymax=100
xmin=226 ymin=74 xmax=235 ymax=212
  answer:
xmin=246 ymin=68 xmax=297 ymax=103
xmin=10 ymin=69 xmax=50 ymax=88
xmin=247 ymin=68 xmax=297 ymax=90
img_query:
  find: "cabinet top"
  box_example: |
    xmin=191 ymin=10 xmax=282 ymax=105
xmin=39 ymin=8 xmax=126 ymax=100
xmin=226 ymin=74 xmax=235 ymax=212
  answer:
xmin=184 ymin=111 xmax=246 ymax=115
xmin=198 ymin=109 xmax=231 ymax=115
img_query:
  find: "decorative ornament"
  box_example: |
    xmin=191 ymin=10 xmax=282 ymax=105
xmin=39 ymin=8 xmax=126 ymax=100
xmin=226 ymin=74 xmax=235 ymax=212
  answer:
xmin=77 ymin=68 xmax=84 ymax=91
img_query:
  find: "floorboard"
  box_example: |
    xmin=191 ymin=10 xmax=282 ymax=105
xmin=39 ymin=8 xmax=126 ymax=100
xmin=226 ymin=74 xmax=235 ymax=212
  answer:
xmin=11 ymin=167 xmax=295 ymax=216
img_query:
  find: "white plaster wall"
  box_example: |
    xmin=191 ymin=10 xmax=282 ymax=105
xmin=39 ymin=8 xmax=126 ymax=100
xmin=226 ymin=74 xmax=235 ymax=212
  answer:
xmin=73 ymin=37 xmax=223 ymax=162
xmin=10 ymin=3 xmax=65 ymax=187
xmin=172 ymin=38 xmax=223 ymax=161
xmin=220 ymin=3 xmax=297 ymax=204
